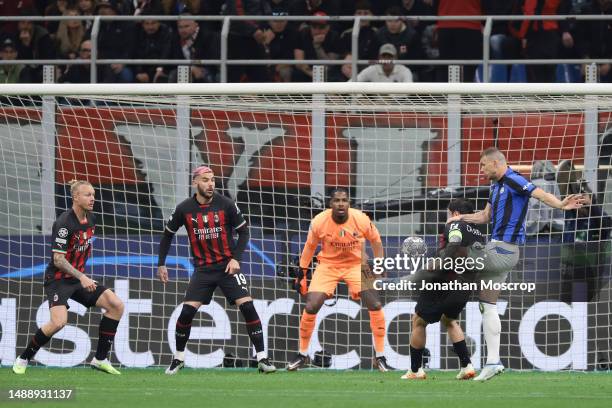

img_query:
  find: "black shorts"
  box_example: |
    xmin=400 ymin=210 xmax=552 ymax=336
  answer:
xmin=44 ymin=279 xmax=107 ymax=309
xmin=415 ymin=288 xmax=471 ymax=324
xmin=184 ymin=269 xmax=250 ymax=305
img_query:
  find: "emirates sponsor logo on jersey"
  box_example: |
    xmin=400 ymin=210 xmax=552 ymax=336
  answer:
xmin=193 ymin=226 xmax=223 ymax=240
xmin=330 ymin=241 xmax=359 ymax=251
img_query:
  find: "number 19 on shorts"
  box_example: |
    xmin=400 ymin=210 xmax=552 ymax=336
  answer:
xmin=234 ymin=273 xmax=247 ymax=286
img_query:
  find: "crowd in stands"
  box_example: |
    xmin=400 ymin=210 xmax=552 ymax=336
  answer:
xmin=1 ymin=0 xmax=611 ymax=83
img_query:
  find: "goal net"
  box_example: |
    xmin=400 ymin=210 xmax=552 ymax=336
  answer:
xmin=0 ymin=83 xmax=611 ymax=371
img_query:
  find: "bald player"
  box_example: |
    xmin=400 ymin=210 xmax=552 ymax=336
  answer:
xmin=286 ymin=187 xmax=389 ymax=371
xmin=448 ymin=147 xmax=585 ymax=381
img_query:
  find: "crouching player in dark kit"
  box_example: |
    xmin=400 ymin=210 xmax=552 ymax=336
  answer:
xmin=403 ymin=198 xmax=485 ymax=380
xmin=13 ymin=180 xmax=124 ymax=375
xmin=157 ymin=166 xmax=276 ymax=374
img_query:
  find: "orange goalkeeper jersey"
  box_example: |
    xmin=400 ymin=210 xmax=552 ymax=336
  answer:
xmin=300 ymin=208 xmax=382 ymax=268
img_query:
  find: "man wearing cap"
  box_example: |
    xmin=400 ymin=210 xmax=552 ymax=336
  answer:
xmin=355 ymin=43 xmax=413 ymax=82
xmin=157 ymin=165 xmax=277 ymax=375
xmin=0 ymin=37 xmax=27 ymax=83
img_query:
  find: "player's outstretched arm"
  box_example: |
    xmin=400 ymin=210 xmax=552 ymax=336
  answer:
xmin=448 ymin=203 xmax=491 ymax=224
xmin=53 ymin=252 xmax=97 ymax=292
xmin=531 ymin=188 xmax=586 ymax=210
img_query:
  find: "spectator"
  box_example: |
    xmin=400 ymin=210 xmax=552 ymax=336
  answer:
xmin=0 ymin=37 xmax=29 ymax=83
xmin=294 ymin=11 xmax=342 ymax=81
xmin=168 ymin=14 xmax=219 ymax=82
xmin=77 ymin=0 xmax=97 ymax=31
xmin=419 ymin=23 xmax=439 ymax=81
xmin=575 ymin=0 xmax=612 ymax=82
xmin=340 ymin=0 xmax=379 ymax=62
xmin=355 ymin=43 xmax=413 ymax=82
xmin=486 ymin=0 xmax=522 ymax=82
xmin=270 ymin=0 xmax=292 ymax=15
xmin=162 ymin=0 xmax=201 ymax=14
xmin=289 ymin=0 xmax=345 ymax=31
xmin=95 ymin=0 xmax=135 ymax=83
xmin=44 ymin=0 xmax=70 ymax=35
xmin=128 ymin=0 xmax=164 ymax=15
xmin=399 ymin=0 xmax=435 ymax=34
xmin=377 ymin=7 xmax=422 ymax=79
xmin=510 ymin=0 xmax=572 ymax=83
xmin=289 ymin=0 xmax=342 ymax=17
xmin=561 ymin=184 xmax=612 ymax=302
xmin=436 ymin=0 xmax=482 ymax=82
xmin=58 ymin=39 xmax=92 ymax=83
xmin=55 ymin=8 xmax=86 ymax=59
xmin=16 ymin=11 xmax=56 ymax=83
xmin=133 ymin=16 xmax=173 ymax=83
xmin=261 ymin=13 xmax=300 ymax=82
xmin=224 ymin=0 xmax=272 ymax=82
xmin=0 ymin=0 xmax=38 ymax=36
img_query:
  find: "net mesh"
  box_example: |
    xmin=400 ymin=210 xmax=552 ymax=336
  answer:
xmin=0 ymin=91 xmax=610 ymax=370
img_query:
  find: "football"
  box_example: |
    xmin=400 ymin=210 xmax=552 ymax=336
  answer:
xmin=401 ymin=236 xmax=428 ymax=257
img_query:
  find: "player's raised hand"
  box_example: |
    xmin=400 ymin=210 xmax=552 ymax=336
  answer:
xmin=561 ymin=194 xmax=586 ymax=210
xmin=157 ymin=265 xmax=169 ymax=283
xmin=80 ymin=275 xmax=97 ymax=292
xmin=225 ymin=259 xmax=241 ymax=275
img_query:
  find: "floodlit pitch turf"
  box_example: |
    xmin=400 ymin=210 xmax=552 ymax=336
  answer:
xmin=1 ymin=368 xmax=611 ymax=408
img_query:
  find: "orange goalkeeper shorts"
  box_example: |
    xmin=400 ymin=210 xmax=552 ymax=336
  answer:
xmin=308 ymin=264 xmax=368 ymax=300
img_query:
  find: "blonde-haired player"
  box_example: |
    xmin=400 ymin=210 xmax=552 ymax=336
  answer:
xmin=287 ymin=187 xmax=389 ymax=371
xmin=13 ymin=180 xmax=124 ymax=375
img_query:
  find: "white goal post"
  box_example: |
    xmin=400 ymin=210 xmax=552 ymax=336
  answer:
xmin=0 ymin=82 xmax=611 ymax=371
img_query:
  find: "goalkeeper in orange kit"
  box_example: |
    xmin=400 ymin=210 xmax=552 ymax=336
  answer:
xmin=286 ymin=187 xmax=389 ymax=371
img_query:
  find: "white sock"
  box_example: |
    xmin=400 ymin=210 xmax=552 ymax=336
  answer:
xmin=175 ymin=351 xmax=185 ymax=361
xmin=481 ymin=302 xmax=501 ymax=365
xmin=256 ymin=351 xmax=267 ymax=361
xmin=375 ymin=351 xmax=385 ymax=358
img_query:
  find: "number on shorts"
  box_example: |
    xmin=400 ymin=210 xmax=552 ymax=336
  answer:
xmin=234 ymin=273 xmax=247 ymax=286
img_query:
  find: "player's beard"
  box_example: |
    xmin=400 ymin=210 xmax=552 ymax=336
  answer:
xmin=197 ymin=185 xmax=214 ymax=200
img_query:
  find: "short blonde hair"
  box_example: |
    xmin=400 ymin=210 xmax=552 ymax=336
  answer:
xmin=68 ymin=179 xmax=93 ymax=197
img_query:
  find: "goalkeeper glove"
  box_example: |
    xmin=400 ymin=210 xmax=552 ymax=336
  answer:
xmin=292 ymin=268 xmax=309 ymax=296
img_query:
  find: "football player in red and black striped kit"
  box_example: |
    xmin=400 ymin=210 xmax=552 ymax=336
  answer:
xmin=13 ymin=180 xmax=124 ymax=375
xmin=157 ymin=166 xmax=276 ymax=374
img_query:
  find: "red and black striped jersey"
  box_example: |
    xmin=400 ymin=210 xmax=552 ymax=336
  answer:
xmin=165 ymin=193 xmax=247 ymax=271
xmin=45 ymin=209 xmax=96 ymax=281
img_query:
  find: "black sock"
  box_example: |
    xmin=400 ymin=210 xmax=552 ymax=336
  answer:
xmin=176 ymin=304 xmax=198 ymax=354
xmin=95 ymin=316 xmax=120 ymax=360
xmin=239 ymin=301 xmax=264 ymax=355
xmin=452 ymin=340 xmax=471 ymax=368
xmin=20 ymin=329 xmax=51 ymax=360
xmin=410 ymin=345 xmax=424 ymax=373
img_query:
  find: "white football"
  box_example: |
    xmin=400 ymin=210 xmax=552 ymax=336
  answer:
xmin=401 ymin=236 xmax=428 ymax=257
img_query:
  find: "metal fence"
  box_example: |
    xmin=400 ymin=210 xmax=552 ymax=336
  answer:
xmin=1 ymin=14 xmax=612 ymax=83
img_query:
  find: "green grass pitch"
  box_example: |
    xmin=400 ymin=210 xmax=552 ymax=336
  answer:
xmin=1 ymin=367 xmax=610 ymax=408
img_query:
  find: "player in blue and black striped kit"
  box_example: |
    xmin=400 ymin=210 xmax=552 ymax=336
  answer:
xmin=448 ymin=147 xmax=585 ymax=381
